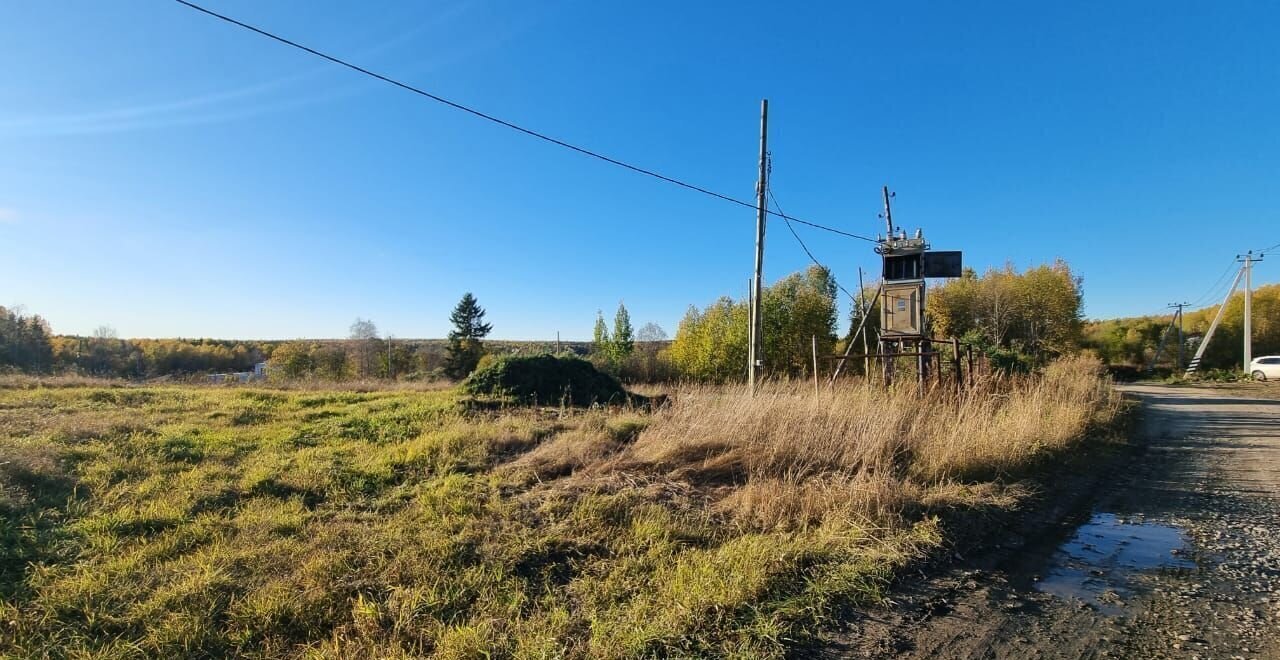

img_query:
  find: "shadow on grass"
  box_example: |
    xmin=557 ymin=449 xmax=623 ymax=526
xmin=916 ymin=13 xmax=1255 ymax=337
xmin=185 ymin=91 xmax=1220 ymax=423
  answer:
xmin=0 ymin=448 xmax=79 ymax=599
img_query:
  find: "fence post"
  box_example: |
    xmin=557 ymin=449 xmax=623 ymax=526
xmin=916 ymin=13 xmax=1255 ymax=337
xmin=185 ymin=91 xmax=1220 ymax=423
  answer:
xmin=952 ymin=337 xmax=962 ymax=392
xmin=811 ymin=335 xmax=819 ymax=394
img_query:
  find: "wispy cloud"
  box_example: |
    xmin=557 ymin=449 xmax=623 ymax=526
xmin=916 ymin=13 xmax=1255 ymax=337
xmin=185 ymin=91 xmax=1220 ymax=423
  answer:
xmin=0 ymin=0 xmax=518 ymax=138
xmin=0 ymin=208 xmax=17 ymax=224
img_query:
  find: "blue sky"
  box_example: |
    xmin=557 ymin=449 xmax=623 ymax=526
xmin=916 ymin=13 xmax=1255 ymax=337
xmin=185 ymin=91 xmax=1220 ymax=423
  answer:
xmin=2 ymin=1 xmax=1278 ymax=340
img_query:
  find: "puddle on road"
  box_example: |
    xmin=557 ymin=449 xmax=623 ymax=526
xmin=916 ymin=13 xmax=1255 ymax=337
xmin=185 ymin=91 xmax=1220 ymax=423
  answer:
xmin=1035 ymin=512 xmax=1195 ymax=614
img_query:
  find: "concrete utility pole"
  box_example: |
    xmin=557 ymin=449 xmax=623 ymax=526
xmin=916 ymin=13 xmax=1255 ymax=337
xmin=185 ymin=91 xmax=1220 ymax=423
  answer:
xmin=749 ymin=99 xmax=768 ymax=393
xmin=1240 ymin=251 xmax=1262 ymax=372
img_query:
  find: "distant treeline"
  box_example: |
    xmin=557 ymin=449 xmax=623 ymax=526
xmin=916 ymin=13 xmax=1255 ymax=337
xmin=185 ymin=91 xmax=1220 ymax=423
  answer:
xmin=1081 ymin=282 xmax=1280 ymax=372
xmin=7 ymin=258 xmax=1152 ymax=383
xmin=0 ymin=308 xmax=595 ymax=380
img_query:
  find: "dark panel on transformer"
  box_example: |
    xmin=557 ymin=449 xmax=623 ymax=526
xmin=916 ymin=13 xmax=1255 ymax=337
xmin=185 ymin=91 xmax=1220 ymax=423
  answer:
xmin=883 ymin=254 xmax=922 ymax=281
xmin=923 ymin=251 xmax=963 ymax=278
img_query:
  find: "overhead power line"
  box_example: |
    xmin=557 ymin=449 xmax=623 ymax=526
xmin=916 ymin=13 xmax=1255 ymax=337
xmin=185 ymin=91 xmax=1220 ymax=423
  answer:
xmin=1257 ymin=240 xmax=1280 ymax=255
xmin=767 ymin=188 xmax=863 ymax=306
xmin=1187 ymin=258 xmax=1239 ymax=308
xmin=171 ymin=0 xmax=877 ymax=243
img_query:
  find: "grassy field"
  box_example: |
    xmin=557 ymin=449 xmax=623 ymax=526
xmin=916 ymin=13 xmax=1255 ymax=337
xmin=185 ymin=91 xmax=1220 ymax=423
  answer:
xmin=0 ymin=357 xmax=1120 ymax=658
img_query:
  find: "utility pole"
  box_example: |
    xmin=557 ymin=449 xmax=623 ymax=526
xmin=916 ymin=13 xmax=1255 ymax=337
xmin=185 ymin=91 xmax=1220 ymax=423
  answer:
xmin=749 ymin=99 xmax=768 ymax=393
xmin=1168 ymin=302 xmax=1188 ymax=371
xmin=387 ymin=335 xmax=393 ymax=379
xmin=1239 ymin=251 xmax=1262 ymax=372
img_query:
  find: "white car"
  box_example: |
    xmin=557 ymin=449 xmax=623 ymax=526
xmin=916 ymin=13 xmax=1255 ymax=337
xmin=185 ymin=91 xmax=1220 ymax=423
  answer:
xmin=1250 ymin=356 xmax=1280 ymax=381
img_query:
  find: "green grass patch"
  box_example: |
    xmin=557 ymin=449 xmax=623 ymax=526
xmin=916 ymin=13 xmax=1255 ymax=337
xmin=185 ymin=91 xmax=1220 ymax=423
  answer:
xmin=0 ymin=383 xmax=1003 ymax=658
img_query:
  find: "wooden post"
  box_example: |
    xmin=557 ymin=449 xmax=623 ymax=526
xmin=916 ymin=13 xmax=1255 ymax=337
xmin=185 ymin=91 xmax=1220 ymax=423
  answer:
xmin=812 ymin=335 xmax=819 ymax=394
xmin=858 ymin=267 xmax=870 ymax=378
xmin=747 ymin=278 xmax=754 ymax=381
xmin=917 ymin=338 xmax=928 ymax=387
xmin=883 ymin=339 xmax=895 ymax=387
xmin=952 ymin=337 xmax=962 ymax=392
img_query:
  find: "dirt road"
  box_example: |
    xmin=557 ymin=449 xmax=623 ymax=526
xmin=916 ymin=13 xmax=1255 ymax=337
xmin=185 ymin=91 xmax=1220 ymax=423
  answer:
xmin=834 ymin=383 xmax=1280 ymax=659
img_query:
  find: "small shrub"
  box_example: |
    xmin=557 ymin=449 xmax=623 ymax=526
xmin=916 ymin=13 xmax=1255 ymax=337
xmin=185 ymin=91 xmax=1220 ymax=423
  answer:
xmin=1196 ymin=368 xmax=1243 ymax=382
xmin=463 ymin=355 xmax=630 ymax=406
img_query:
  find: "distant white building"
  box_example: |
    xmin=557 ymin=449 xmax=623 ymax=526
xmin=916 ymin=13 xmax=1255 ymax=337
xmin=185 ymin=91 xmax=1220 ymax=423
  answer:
xmin=208 ymin=362 xmax=269 ymax=384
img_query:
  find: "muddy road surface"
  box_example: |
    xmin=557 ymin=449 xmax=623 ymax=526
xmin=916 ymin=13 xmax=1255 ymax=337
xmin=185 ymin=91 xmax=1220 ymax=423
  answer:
xmin=833 ymin=383 xmax=1280 ymax=659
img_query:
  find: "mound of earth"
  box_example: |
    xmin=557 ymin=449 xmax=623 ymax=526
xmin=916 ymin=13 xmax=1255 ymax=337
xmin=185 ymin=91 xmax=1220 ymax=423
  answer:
xmin=463 ymin=354 xmax=631 ymax=406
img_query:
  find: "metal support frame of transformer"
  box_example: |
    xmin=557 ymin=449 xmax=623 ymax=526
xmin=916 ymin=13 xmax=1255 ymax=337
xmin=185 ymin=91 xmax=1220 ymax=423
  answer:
xmin=823 ymin=336 xmax=976 ymax=390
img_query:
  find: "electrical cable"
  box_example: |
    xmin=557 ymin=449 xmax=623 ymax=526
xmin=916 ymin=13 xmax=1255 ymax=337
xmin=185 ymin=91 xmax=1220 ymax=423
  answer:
xmin=1187 ymin=259 xmax=1240 ymax=308
xmin=170 ymin=0 xmax=878 ymax=242
xmin=767 ymin=188 xmax=865 ymax=307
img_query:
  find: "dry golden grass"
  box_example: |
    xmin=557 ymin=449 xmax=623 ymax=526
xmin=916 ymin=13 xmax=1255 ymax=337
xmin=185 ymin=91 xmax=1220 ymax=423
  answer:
xmin=0 ymin=356 xmax=1120 ymax=659
xmin=0 ymin=373 xmax=130 ymax=389
xmin=593 ymin=355 xmax=1119 ymax=531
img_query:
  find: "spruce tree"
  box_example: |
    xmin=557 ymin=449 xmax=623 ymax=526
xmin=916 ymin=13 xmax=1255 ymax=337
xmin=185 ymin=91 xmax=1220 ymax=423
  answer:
xmin=444 ymin=293 xmax=492 ymax=379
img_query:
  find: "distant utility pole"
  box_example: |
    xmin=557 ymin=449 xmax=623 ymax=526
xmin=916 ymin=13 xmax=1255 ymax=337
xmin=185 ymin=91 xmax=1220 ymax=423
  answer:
xmin=1168 ymin=302 xmax=1188 ymax=370
xmin=387 ymin=335 xmax=393 ymax=379
xmin=749 ymin=99 xmax=769 ymax=393
xmin=1239 ymin=251 xmax=1263 ymax=372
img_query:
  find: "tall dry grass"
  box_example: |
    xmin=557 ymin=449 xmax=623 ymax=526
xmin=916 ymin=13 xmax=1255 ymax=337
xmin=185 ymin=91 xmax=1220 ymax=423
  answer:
xmin=598 ymin=355 xmax=1119 ymax=530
